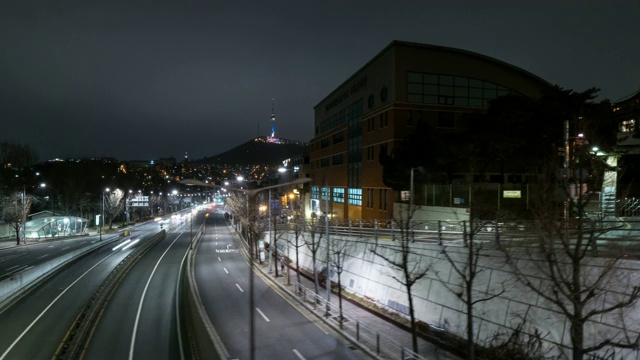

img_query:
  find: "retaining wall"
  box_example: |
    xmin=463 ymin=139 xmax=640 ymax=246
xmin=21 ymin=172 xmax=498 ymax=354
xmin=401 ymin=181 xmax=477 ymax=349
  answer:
xmin=273 ymin=230 xmax=640 ymax=359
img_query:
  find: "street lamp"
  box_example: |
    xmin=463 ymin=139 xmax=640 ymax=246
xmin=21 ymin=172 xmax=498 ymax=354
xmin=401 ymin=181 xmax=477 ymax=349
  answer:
xmin=100 ymin=188 xmax=109 ymax=241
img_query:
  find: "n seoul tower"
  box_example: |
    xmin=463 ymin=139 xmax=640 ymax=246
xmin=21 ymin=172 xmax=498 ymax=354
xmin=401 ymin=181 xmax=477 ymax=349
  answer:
xmin=270 ymin=98 xmax=276 ymax=138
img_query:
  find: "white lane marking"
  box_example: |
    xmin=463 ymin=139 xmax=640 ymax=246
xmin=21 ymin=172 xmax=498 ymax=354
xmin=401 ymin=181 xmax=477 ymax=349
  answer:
xmin=0 ymin=252 xmax=115 ymax=360
xmin=6 ymin=265 xmax=18 ymax=270
xmin=61 ymin=247 xmax=70 ymax=251
xmin=223 ymin=268 xmax=228 ymax=274
xmin=217 ymin=257 xmax=221 ymax=261
xmin=256 ymin=308 xmax=270 ymax=322
xmin=37 ymin=254 xmax=49 ymax=259
xmin=129 ymin=232 xmax=183 ymax=360
xmin=293 ymin=349 xmax=306 ymax=360
xmin=235 ymin=284 xmax=244 ymax=292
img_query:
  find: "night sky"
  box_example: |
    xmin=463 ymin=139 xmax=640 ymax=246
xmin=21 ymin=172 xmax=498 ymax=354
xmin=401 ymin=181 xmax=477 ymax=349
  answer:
xmin=1 ymin=1 xmax=638 ymax=161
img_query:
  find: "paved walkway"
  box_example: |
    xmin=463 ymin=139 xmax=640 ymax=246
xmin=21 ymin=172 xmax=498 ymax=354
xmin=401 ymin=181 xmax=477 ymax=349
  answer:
xmin=255 ymin=256 xmax=463 ymax=360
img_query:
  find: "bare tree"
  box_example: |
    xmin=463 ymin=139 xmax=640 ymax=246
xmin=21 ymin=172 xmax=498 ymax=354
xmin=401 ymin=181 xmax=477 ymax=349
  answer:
xmin=437 ymin=219 xmax=505 ymax=360
xmin=270 ymin=208 xmax=288 ymax=278
xmin=287 ymin=214 xmax=307 ymax=294
xmin=302 ymin=214 xmax=324 ymax=299
xmin=504 ymin=145 xmax=640 ymax=360
xmin=1 ymin=191 xmax=32 ymax=244
xmin=328 ymin=234 xmax=355 ymax=328
xmin=225 ymin=192 xmax=266 ymax=261
xmin=149 ymin=193 xmax=162 ymax=216
xmin=371 ymin=204 xmax=431 ymax=353
xmin=104 ymin=189 xmax=125 ymax=229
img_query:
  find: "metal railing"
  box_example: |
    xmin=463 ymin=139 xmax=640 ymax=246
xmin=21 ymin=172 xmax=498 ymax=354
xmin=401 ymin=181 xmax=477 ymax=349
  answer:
xmin=268 ymin=217 xmax=640 ymax=256
xmin=293 ymin=282 xmax=427 ymax=360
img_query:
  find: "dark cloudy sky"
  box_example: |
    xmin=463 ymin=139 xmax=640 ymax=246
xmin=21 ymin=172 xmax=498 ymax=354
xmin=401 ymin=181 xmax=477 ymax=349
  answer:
xmin=1 ymin=1 xmax=638 ymax=161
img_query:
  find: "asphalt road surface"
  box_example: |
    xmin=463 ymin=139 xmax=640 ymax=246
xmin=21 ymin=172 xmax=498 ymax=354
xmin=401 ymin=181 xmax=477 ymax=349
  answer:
xmin=0 ymin=216 xmax=186 ymax=359
xmin=194 ymin=211 xmax=365 ymax=360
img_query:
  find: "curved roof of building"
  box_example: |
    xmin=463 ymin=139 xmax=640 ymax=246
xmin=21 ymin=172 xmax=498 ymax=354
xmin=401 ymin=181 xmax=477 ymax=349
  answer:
xmin=316 ymin=40 xmax=552 ymax=107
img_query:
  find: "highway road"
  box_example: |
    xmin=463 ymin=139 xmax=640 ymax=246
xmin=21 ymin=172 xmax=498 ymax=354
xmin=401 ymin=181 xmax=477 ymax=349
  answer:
xmin=0 ymin=208 xmax=368 ymax=360
xmin=0 ymin=215 xmax=187 ymax=359
xmin=0 ymin=234 xmax=137 ymax=359
xmin=0 ymin=234 xmax=110 ymax=282
xmin=194 ymin=210 xmax=365 ymax=360
xmin=82 ymin=215 xmax=192 ymax=359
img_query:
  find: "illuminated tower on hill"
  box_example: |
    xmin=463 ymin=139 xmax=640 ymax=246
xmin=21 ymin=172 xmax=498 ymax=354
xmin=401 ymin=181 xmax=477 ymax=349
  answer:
xmin=270 ymin=98 xmax=276 ymax=138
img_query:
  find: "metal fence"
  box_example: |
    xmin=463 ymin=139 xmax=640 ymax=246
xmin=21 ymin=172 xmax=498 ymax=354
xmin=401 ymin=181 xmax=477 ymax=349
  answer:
xmin=293 ymin=282 xmax=427 ymax=360
xmin=272 ymin=217 xmax=640 ymax=255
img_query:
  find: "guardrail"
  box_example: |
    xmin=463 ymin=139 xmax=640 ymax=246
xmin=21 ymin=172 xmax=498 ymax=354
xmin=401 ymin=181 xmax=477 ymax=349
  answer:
xmin=270 ymin=218 xmax=640 ymax=251
xmin=294 ymin=283 xmax=426 ymax=360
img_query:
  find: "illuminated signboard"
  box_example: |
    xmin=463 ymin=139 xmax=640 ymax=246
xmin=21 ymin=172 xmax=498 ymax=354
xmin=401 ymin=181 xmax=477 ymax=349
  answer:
xmin=503 ymin=190 xmax=521 ymax=198
xmin=130 ymin=196 xmax=149 ymax=207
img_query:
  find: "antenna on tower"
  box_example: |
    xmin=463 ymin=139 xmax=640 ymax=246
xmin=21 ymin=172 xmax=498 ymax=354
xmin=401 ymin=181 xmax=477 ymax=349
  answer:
xmin=270 ymin=98 xmax=276 ymax=138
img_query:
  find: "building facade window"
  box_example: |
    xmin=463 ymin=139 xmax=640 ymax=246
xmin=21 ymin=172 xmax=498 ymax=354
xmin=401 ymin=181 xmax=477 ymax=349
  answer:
xmin=378 ymin=189 xmax=387 ymax=210
xmin=379 ymin=112 xmax=389 ymax=128
xmin=332 ymin=154 xmax=344 ymax=165
xmin=320 ymin=158 xmax=330 ymax=167
xmin=620 ymin=119 xmax=636 ymax=133
xmin=319 ymin=108 xmax=347 ymax=135
xmin=332 ymin=131 xmax=344 ymax=143
xmin=348 ymin=188 xmax=362 ymax=206
xmin=333 ymin=187 xmax=345 ymax=203
xmin=321 ymin=186 xmax=330 ymax=201
xmin=407 ymin=71 xmax=517 ymax=108
xmin=367 ymin=146 xmax=376 ymax=161
xmin=311 ymin=186 xmax=319 ymax=200
xmin=366 ymin=188 xmax=374 ymax=208
xmin=347 ymin=100 xmax=363 ymax=189
xmin=320 ymin=137 xmax=330 ymax=148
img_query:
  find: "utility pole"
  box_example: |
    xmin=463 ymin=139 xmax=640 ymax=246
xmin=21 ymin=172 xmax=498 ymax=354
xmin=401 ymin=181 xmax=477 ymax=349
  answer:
xmin=268 ymin=188 xmax=272 ymax=273
xmin=22 ymin=185 xmax=26 ymax=244
xmin=325 ymin=180 xmax=331 ymax=317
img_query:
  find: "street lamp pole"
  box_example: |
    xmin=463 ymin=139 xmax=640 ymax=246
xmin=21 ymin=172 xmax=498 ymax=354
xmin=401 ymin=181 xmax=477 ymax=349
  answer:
xmin=22 ymin=185 xmax=26 ymax=244
xmin=325 ymin=179 xmax=331 ymax=317
xmin=268 ymin=188 xmax=273 ymax=273
xmin=101 ymin=188 xmax=108 ymax=241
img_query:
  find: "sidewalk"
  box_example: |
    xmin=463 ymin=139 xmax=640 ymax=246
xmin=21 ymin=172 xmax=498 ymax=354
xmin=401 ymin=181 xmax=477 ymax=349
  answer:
xmin=255 ymin=257 xmax=463 ymax=360
xmin=0 ymin=237 xmax=28 ymax=250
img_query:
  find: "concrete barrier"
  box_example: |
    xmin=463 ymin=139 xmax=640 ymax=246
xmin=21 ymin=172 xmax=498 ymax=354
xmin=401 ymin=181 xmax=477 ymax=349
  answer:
xmin=181 ymin=222 xmax=228 ymax=360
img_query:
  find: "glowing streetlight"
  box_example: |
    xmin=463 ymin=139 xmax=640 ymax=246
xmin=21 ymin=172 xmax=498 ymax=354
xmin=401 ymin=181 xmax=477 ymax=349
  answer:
xmin=100 ymin=187 xmax=109 ymax=241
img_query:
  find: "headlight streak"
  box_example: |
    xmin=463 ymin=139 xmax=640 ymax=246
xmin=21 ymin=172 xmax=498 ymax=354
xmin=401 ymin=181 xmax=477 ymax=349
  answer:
xmin=122 ymin=239 xmax=139 ymax=251
xmin=112 ymin=240 xmax=131 ymax=251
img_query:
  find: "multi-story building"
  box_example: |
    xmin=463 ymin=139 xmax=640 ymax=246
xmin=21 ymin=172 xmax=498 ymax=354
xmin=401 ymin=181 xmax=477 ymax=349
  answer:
xmin=613 ymin=91 xmax=640 ymax=200
xmin=309 ymin=41 xmax=551 ymax=220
